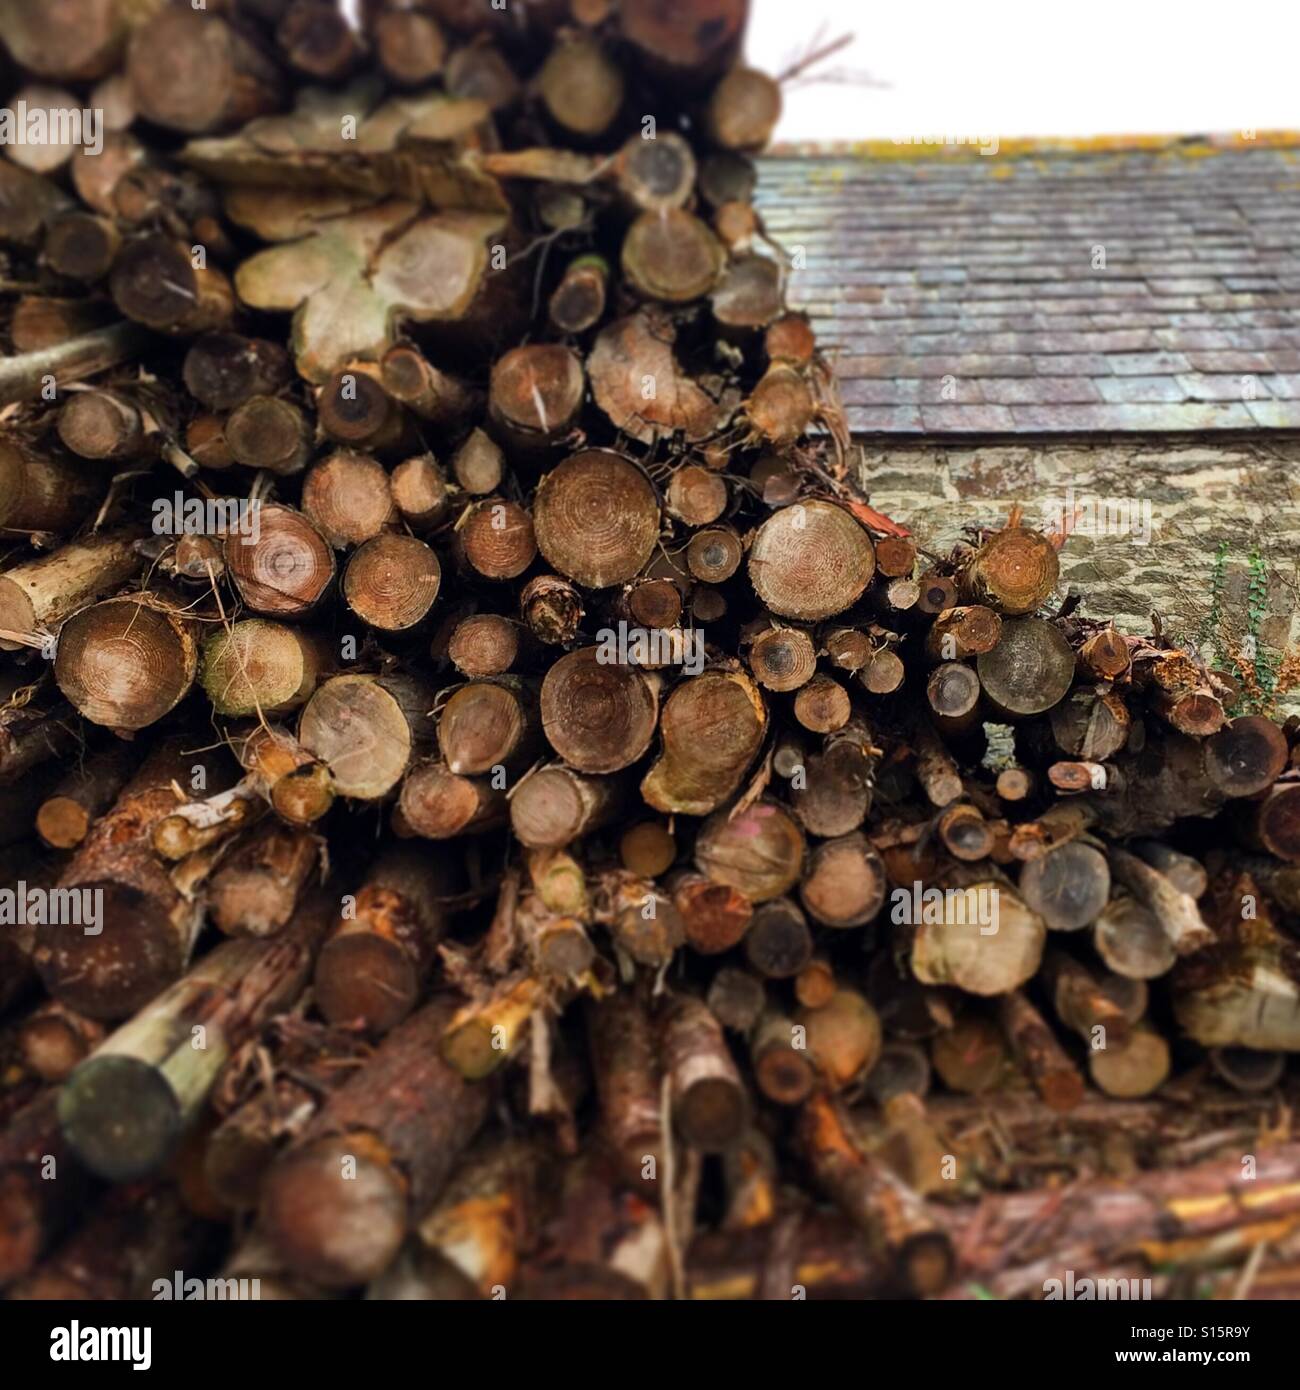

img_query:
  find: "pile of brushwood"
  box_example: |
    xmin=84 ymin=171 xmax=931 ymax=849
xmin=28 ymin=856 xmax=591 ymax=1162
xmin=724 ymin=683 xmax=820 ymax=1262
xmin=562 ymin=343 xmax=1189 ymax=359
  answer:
xmin=1 ymin=0 xmax=1300 ymax=1303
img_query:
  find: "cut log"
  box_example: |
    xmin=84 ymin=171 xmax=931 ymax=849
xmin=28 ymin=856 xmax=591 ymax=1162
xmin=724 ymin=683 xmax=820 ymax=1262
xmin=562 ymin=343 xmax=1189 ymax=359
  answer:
xmin=299 ymin=673 xmax=433 ymax=800
xmin=695 ymin=801 xmax=805 ymax=904
xmin=0 ymin=530 xmax=140 ymax=650
xmin=201 ymin=620 xmax=330 ymax=717
xmin=225 ymin=504 xmax=336 ymax=618
xmin=541 ymin=647 xmax=659 ymax=773
xmin=344 ymin=534 xmax=441 ymax=632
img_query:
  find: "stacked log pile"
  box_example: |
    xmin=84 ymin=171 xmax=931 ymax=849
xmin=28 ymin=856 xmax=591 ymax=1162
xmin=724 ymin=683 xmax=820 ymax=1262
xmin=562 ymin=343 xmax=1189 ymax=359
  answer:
xmin=1 ymin=0 xmax=1299 ymax=1302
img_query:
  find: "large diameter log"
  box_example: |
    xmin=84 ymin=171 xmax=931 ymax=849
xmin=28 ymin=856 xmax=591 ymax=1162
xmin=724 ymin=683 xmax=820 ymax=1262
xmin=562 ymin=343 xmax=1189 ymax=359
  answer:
xmin=127 ymin=9 xmax=281 ymax=133
xmin=510 ymin=764 xmax=625 ymax=848
xmin=641 ymin=670 xmax=766 ymax=815
xmin=57 ymin=896 xmax=330 ymax=1182
xmin=225 ymin=503 xmax=336 ymax=618
xmin=909 ymin=881 xmax=1046 ymax=996
xmin=1206 ymin=715 xmax=1289 ymax=798
xmin=0 ymin=439 xmax=103 ymax=534
xmin=314 ymin=847 xmax=452 ymax=1034
xmin=201 ymin=620 xmax=330 ymax=717
xmin=299 ymin=673 xmax=432 ymax=800
xmin=541 ymin=647 xmax=659 ymax=773
xmin=0 ymin=0 xmax=161 ymax=81
xmin=696 ymin=801 xmax=805 ymax=904
xmin=53 ymin=593 xmax=198 ymax=729
xmin=961 ymin=526 xmax=1059 ymax=615
xmin=534 ymin=450 xmax=661 ymax=589
xmin=976 ymin=617 xmax=1075 ymax=716
xmin=260 ymin=997 xmax=492 ymax=1287
xmin=748 ymin=501 xmax=875 ymax=621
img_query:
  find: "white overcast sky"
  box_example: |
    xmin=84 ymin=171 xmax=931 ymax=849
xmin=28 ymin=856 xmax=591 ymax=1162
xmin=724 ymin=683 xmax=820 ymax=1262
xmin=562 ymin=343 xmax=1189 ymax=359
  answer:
xmin=748 ymin=0 xmax=1299 ymax=142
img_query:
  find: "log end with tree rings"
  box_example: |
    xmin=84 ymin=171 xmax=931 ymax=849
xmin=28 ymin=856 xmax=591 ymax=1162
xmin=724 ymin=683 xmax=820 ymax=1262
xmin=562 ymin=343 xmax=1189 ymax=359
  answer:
xmin=911 ymin=883 xmax=1046 ymax=996
xmin=976 ymin=617 xmax=1076 ymax=717
xmin=1017 ymin=841 xmax=1112 ymax=932
xmin=696 ymin=801 xmax=805 ymax=904
xmin=225 ymin=504 xmax=335 ymax=618
xmin=301 ymin=451 xmax=396 ymax=550
xmin=534 ymin=450 xmax=661 ymax=590
xmin=616 ymin=131 xmax=696 ymax=212
xmin=224 ymin=395 xmax=312 ymax=475
xmin=201 ymin=620 xmax=327 ymax=718
xmin=299 ymin=675 xmax=422 ymax=800
xmin=437 ymin=681 xmax=534 ymax=776
xmin=54 ymin=596 xmax=198 ymax=729
xmin=542 ymin=647 xmax=658 ymax=774
xmin=749 ymin=625 xmax=816 ymax=692
xmin=343 ymin=535 xmax=441 ymax=633
xmin=489 ymin=344 xmax=584 ymax=449
xmin=748 ymin=501 xmax=875 ymax=621
xmin=962 ymin=527 xmax=1060 ymax=615
xmin=801 ymin=835 xmax=887 ymax=928
xmin=1206 ymin=714 xmax=1289 ymax=797
xmin=622 ymin=208 xmax=725 ymax=303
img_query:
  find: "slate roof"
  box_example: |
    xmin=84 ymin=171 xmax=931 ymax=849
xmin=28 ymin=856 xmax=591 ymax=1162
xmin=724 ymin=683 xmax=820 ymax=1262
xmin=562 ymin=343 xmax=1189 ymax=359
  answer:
xmin=755 ymin=137 xmax=1300 ymax=434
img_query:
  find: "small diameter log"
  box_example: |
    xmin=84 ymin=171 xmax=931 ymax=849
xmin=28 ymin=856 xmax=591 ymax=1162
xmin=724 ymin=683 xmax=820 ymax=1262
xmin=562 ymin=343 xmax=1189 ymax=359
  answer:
xmin=260 ymin=997 xmax=492 ymax=1287
xmin=127 ymin=9 xmax=281 ymax=134
xmin=706 ymin=967 xmax=766 ymax=1034
xmin=224 ymin=395 xmax=313 ymax=475
xmin=527 ymin=849 xmax=589 ymax=922
xmin=1017 ymin=841 xmax=1111 ymax=932
xmin=301 ymin=451 xmax=396 ymax=549
xmin=208 ymin=824 xmax=321 ymax=938
xmin=459 ymin=499 xmax=537 ymax=581
xmin=822 ymin=626 xmax=873 ymax=674
xmin=749 ymin=501 xmax=875 ymax=621
xmin=550 ymin=255 xmax=609 ymax=336
xmin=699 ymin=150 xmax=758 ymax=207
xmin=744 ymin=898 xmax=813 ymax=979
xmin=925 ymin=606 xmax=1001 ymax=662
xmin=911 ymin=881 xmax=1046 ymax=996
xmin=751 ymin=1011 xmax=816 ymax=1105
xmin=795 ymin=956 xmax=837 ymax=1011
xmin=916 ymin=571 xmax=958 ymax=616
xmin=642 ymin=670 xmax=766 ymax=815
xmin=236 ymin=724 xmax=336 ymax=828
xmin=55 ymin=389 xmax=143 ymax=460
xmin=522 ymin=575 xmax=584 ymax=654
xmin=109 ymin=235 xmax=235 ymax=335
xmin=315 ymin=847 xmax=451 ymax=1034
xmin=687 ymin=525 xmax=743 ymax=584
xmin=621 ymin=821 xmax=677 ymax=877
xmin=0 ymin=530 xmax=141 ymax=651
xmin=931 ymin=1015 xmax=1010 ymax=1095
xmin=278 ymin=0 xmax=361 ymax=79
xmin=587 ymin=992 xmax=664 ymax=1188
xmin=961 ymin=526 xmax=1059 ymax=615
xmin=799 ymin=1091 xmax=953 ymax=1297
xmin=747 ymin=364 xmax=815 ymax=446
xmin=712 ymin=254 xmax=783 ymax=331
xmin=913 ymin=722 xmax=963 ymax=808
xmin=616 ymin=132 xmax=696 ymax=212
xmin=381 ymin=346 xmax=480 ymax=430
xmin=662 ymin=995 xmax=747 ymax=1152
xmin=1093 ymin=893 xmax=1176 ymax=980
xmin=372 ymin=6 xmax=446 ymax=84
xmin=0 ymin=322 xmax=145 ymax=410
xmin=398 ymin=759 xmax=507 ymax=839
xmin=749 ymin=625 xmax=816 ymax=691
xmin=183 ymin=333 xmax=291 ymax=412
xmin=299 ymin=673 xmax=433 ymax=800
xmin=58 ymin=901 xmax=330 ymax=1181
xmin=794 ymin=673 xmax=852 ymax=734
xmin=510 ymin=764 xmax=625 ymax=848
xmin=1077 ymin=627 xmax=1132 ymax=680
xmin=344 ymin=534 xmax=442 ymax=633
xmin=667 ymin=463 xmax=729 ymax=527
xmin=225 ymin=504 xmax=334 ymax=620
xmin=976 ymin=617 xmax=1076 ymax=717
xmin=926 ymin=663 xmax=982 ymax=723
xmin=534 ymin=450 xmax=661 ymax=589
xmin=622 ymin=209 xmax=724 ymax=302
xmin=798 ymin=990 xmax=883 ymax=1091
xmin=697 ymin=802 xmax=805 ymax=904
xmin=801 ymin=834 xmax=887 ymax=928
xmin=201 ymin=620 xmax=330 ymax=717
xmin=186 ymin=415 xmax=235 ymax=471
xmin=1131 ymin=840 xmax=1208 ymax=899
xmin=36 ymin=744 xmax=135 ymax=850
xmin=541 ymin=646 xmax=659 ymax=773
xmin=937 ymin=804 xmax=995 ymax=862
xmin=447 ymin=614 xmax=536 ymax=679
xmin=865 ymin=1042 xmax=931 ymax=1105
xmin=488 ymin=344 xmax=585 ymax=452
xmin=1109 ymin=846 xmax=1212 ymax=956
xmin=997 ymin=989 xmax=1084 ymax=1112
xmin=671 ymin=871 xmax=752 ymax=955
xmin=0 ymin=439 xmax=103 ymax=535
xmin=1041 ymin=951 xmax=1132 ymax=1051
xmin=539 ymin=37 xmax=624 ymax=137
xmin=791 ymin=722 xmax=874 ymax=838
xmin=318 ymin=364 xmax=410 ymax=453
xmin=438 ymin=679 xmax=540 ymax=776
xmin=1049 ymin=687 xmax=1131 ymax=762
xmin=1206 ymin=715 xmax=1289 ymax=798
xmin=1088 ymin=1023 xmax=1171 ymax=1099
xmin=18 ymin=1003 xmax=106 ymax=1084
xmin=54 ymin=594 xmax=197 ymax=729
xmin=862 ymin=648 xmax=906 ymax=694
xmin=603 ymin=875 xmax=686 ymax=967
xmin=451 ymin=428 xmax=505 ymax=496
xmin=706 ymin=66 xmax=782 ymax=150
xmin=1209 ymin=1047 xmax=1285 ymax=1094
xmin=996 ymin=767 xmax=1035 ymax=802
xmin=1147 ymin=653 xmax=1226 ymax=737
